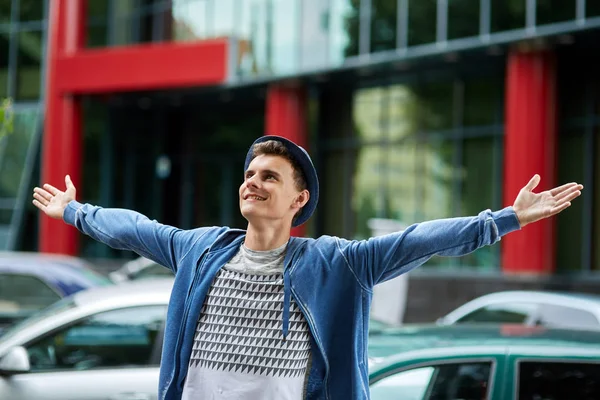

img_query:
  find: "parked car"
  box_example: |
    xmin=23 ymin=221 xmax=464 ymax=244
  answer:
xmin=437 ymin=290 xmax=600 ymax=330
xmin=0 ymin=276 xmax=396 ymax=400
xmin=368 ymin=323 xmax=600 ymax=399
xmin=0 ymin=278 xmax=172 ymax=400
xmin=108 ymin=256 xmax=173 ymax=283
xmin=0 ymin=252 xmax=112 ymax=334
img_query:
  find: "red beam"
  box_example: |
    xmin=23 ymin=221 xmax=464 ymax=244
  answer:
xmin=40 ymin=0 xmax=85 ymax=254
xmin=266 ymin=84 xmax=309 ymax=237
xmin=502 ymin=50 xmax=557 ymax=274
xmin=55 ymin=39 xmax=229 ymax=94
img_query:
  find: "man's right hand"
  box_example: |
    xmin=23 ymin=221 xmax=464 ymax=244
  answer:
xmin=32 ymin=175 xmax=77 ymax=220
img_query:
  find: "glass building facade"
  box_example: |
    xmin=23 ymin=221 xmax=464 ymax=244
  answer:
xmin=2 ymin=0 xmax=600 ymax=274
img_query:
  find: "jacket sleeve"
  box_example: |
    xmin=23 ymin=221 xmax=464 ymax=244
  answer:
xmin=63 ymin=200 xmax=206 ymax=273
xmin=339 ymin=207 xmax=521 ymax=288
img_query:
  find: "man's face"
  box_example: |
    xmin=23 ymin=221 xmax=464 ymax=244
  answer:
xmin=239 ymin=154 xmax=308 ymax=227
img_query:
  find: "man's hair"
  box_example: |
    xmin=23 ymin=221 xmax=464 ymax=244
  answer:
xmin=251 ymin=140 xmax=307 ymax=192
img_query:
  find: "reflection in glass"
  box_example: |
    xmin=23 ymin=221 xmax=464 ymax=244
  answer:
xmin=460 ymin=136 xmax=499 ymax=268
xmin=16 ymin=30 xmax=42 ymax=100
xmin=537 ymin=0 xmax=576 ymax=25
xmin=370 ymin=367 xmax=434 ymax=399
xmin=491 ymin=0 xmax=525 ymax=33
xmin=322 ymin=149 xmax=348 ymax=238
xmin=417 ymin=139 xmax=455 ymax=222
xmin=19 ymin=0 xmax=44 ymax=22
xmin=464 ymin=78 xmax=502 ymax=126
xmin=0 ymin=1 xmax=11 ymax=23
xmin=354 ymin=87 xmax=388 ymax=142
xmin=370 ymin=0 xmax=397 ymax=53
xmin=270 ymin=0 xmax=300 ymax=74
xmin=0 ymin=28 xmax=8 ymax=97
xmin=0 ymin=108 xmax=39 ymax=199
xmin=87 ymin=0 xmax=109 ymax=47
xmin=557 ymin=131 xmax=584 ymax=271
xmin=594 ymin=133 xmax=600 ymax=272
xmin=448 ymin=0 xmax=480 ymax=40
xmin=588 ymin=1 xmax=600 ymax=17
xmin=338 ymin=0 xmax=360 ymax=59
xmin=416 ymin=81 xmax=454 ymax=131
xmin=299 ymin=0 xmax=330 ymax=70
xmin=408 ymin=0 xmax=437 ymax=46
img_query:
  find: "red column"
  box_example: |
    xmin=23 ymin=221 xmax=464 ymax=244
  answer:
xmin=265 ymin=84 xmax=309 ymax=237
xmin=502 ymin=49 xmax=557 ymax=274
xmin=39 ymin=0 xmax=86 ymax=254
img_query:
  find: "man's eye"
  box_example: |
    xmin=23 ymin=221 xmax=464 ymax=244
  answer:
xmin=266 ymin=175 xmax=276 ymax=180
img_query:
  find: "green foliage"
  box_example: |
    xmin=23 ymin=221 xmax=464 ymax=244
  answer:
xmin=0 ymin=99 xmax=14 ymax=139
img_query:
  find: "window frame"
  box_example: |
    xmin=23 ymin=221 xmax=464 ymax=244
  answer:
xmin=369 ymin=356 xmax=498 ymax=399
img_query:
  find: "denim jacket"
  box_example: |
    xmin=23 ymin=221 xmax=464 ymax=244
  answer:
xmin=63 ymin=200 xmax=521 ymax=400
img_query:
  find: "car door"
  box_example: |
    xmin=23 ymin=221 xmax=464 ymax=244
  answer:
xmin=369 ymin=355 xmax=507 ymax=399
xmin=0 ymin=305 xmax=167 ymax=400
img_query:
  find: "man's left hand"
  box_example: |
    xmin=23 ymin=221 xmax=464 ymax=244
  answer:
xmin=513 ymin=174 xmax=583 ymax=228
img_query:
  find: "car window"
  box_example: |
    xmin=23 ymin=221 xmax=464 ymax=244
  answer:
xmin=25 ymin=305 xmax=167 ymax=372
xmin=456 ymin=302 xmax=538 ymax=324
xmin=518 ymin=361 xmax=600 ymax=399
xmin=370 ymin=362 xmax=492 ymax=400
xmin=535 ymin=304 xmax=600 ymax=329
xmin=0 ymin=273 xmax=61 ymax=320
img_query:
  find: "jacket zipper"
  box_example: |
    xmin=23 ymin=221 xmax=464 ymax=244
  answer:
xmin=171 ymin=249 xmax=208 ymax=389
xmin=287 ymin=247 xmax=330 ymax=400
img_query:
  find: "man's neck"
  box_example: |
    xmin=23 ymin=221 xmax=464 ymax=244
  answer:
xmin=244 ymin=223 xmax=291 ymax=251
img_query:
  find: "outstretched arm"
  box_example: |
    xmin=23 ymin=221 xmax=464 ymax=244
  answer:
xmin=32 ymin=175 xmax=194 ymax=273
xmin=342 ymin=175 xmax=583 ymax=287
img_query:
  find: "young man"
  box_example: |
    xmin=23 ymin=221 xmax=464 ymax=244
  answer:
xmin=33 ymin=135 xmax=583 ymax=400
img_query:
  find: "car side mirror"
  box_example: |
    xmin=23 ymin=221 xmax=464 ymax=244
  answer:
xmin=0 ymin=346 xmax=31 ymax=375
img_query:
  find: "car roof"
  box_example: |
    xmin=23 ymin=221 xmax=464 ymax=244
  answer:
xmin=0 ymin=251 xmax=111 ymax=295
xmin=368 ymin=323 xmax=600 ymax=359
xmin=466 ymin=290 xmax=600 ymax=305
xmin=71 ymin=277 xmax=175 ymax=308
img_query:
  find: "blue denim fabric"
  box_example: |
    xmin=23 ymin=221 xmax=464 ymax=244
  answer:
xmin=64 ymin=201 xmax=521 ymax=400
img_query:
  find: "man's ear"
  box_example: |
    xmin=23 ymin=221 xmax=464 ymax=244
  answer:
xmin=293 ymin=190 xmax=310 ymax=210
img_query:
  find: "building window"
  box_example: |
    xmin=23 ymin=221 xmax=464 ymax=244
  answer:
xmin=557 ymin=53 xmax=600 ymax=273
xmin=320 ymin=71 xmax=504 ymax=269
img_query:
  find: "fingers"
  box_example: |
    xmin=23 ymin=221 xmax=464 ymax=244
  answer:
xmin=65 ymin=175 xmax=75 ymax=190
xmin=43 ymin=183 xmax=61 ymax=196
xmin=554 ymin=185 xmax=583 ymax=203
xmin=549 ymin=201 xmax=571 ymax=216
xmin=33 ymin=192 xmax=50 ymax=207
xmin=524 ymin=174 xmax=541 ymax=191
xmin=550 ymin=182 xmax=582 ymax=197
xmin=32 ymin=199 xmax=46 ymax=212
xmin=33 ymin=187 xmax=52 ymax=202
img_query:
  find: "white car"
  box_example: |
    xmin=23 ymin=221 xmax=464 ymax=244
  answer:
xmin=108 ymin=257 xmax=173 ymax=283
xmin=0 ymin=278 xmax=173 ymax=400
xmin=437 ymin=290 xmax=600 ymax=330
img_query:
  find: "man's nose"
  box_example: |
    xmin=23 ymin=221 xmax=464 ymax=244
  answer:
xmin=246 ymin=174 xmax=261 ymax=188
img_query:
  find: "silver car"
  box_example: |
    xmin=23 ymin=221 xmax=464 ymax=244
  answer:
xmin=437 ymin=290 xmax=600 ymax=330
xmin=0 ymin=278 xmax=173 ymax=400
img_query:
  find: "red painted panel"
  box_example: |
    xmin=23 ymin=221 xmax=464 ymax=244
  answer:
xmin=502 ymin=50 xmax=557 ymax=274
xmin=55 ymin=39 xmax=229 ymax=94
xmin=40 ymin=0 xmax=85 ymax=254
xmin=265 ymin=85 xmax=309 ymax=237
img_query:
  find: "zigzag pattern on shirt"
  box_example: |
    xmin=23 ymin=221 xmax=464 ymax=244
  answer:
xmin=188 ymin=269 xmax=311 ymax=378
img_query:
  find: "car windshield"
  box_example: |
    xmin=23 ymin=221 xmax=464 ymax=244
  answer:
xmin=0 ymin=296 xmax=76 ymax=343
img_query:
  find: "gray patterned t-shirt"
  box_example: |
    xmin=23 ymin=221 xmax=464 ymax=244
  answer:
xmin=181 ymin=243 xmax=311 ymax=400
